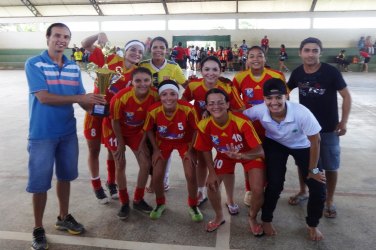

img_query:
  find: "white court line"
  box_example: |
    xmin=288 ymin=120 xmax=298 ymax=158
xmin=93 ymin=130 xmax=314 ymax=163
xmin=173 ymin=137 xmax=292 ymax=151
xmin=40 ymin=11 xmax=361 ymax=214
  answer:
xmin=0 ymin=230 xmax=223 ymax=250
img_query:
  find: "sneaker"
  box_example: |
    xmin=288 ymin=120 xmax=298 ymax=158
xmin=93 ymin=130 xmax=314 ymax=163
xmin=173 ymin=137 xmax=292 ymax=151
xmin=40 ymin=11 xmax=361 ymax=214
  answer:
xmin=55 ymin=214 xmax=84 ymax=235
xmin=150 ymin=204 xmax=166 ymax=220
xmin=164 ymin=184 xmax=170 ymax=192
xmin=133 ymin=199 xmax=153 ymax=213
xmin=189 ymin=206 xmax=203 ymax=222
xmin=117 ymin=204 xmax=130 ymax=220
xmin=31 ymin=227 xmax=48 ymax=250
xmin=94 ymin=187 xmax=109 ymax=205
xmin=106 ymin=182 xmax=119 ymax=200
xmin=244 ymin=191 xmax=252 ymax=207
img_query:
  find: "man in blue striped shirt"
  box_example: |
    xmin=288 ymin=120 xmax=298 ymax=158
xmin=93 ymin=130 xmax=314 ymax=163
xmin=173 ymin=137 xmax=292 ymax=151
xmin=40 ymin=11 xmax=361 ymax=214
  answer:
xmin=25 ymin=23 xmax=105 ymax=250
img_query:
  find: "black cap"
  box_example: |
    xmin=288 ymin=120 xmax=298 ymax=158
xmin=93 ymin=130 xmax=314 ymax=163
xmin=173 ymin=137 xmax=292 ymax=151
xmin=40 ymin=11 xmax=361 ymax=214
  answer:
xmin=263 ymin=78 xmax=287 ymax=96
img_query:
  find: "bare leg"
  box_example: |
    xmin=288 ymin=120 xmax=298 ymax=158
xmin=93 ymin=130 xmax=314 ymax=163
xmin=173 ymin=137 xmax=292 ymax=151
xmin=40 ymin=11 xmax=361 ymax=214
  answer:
xmin=207 ymin=176 xmax=224 ymax=224
xmin=133 ymin=143 xmax=152 ymax=189
xmin=56 ymin=181 xmax=70 ymax=218
xmin=222 ymin=174 xmax=235 ymax=205
xmin=263 ymin=222 xmax=276 ymax=236
xmin=114 ymin=151 xmax=127 ymax=190
xmin=182 ymin=156 xmax=198 ymax=200
xmin=153 ymin=159 xmax=168 ymax=201
xmin=325 ymin=171 xmax=338 ymax=208
xmin=33 ymin=193 xmax=47 ymax=228
xmin=87 ymin=138 xmax=101 ymax=178
xmin=248 ymin=168 xmax=264 ymax=233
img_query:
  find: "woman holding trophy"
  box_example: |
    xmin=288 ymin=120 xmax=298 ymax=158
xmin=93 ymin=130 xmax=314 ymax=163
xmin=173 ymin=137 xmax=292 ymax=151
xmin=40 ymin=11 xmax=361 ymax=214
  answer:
xmin=81 ymin=33 xmax=145 ymax=206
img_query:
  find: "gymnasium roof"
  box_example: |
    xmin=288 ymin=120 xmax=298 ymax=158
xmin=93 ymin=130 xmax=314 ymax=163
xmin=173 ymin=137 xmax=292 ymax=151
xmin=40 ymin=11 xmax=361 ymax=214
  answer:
xmin=0 ymin=0 xmax=375 ymax=17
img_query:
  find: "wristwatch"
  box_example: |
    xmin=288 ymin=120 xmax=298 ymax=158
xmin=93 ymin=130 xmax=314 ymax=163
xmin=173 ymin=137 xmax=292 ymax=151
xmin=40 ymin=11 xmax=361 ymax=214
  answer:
xmin=310 ymin=168 xmax=320 ymax=174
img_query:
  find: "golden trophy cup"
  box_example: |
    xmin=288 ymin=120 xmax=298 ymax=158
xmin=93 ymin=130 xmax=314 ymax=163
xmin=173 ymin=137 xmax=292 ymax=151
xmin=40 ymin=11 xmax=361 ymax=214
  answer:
xmin=91 ymin=67 xmax=116 ymax=117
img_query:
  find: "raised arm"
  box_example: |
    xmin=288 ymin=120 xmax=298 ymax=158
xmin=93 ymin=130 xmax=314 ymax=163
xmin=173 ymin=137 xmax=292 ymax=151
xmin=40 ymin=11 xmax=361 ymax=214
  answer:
xmin=81 ymin=32 xmax=108 ymax=52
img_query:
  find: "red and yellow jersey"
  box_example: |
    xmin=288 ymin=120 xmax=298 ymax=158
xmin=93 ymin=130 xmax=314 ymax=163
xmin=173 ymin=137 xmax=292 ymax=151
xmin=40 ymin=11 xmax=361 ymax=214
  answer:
xmin=104 ymin=87 xmax=159 ymax=138
xmin=89 ymin=47 xmax=136 ymax=102
xmin=182 ymin=78 xmax=244 ymax=119
xmin=139 ymin=59 xmax=186 ymax=86
xmin=194 ymin=111 xmax=261 ymax=159
xmin=233 ymin=68 xmax=286 ymax=108
xmin=143 ymin=100 xmax=198 ymax=144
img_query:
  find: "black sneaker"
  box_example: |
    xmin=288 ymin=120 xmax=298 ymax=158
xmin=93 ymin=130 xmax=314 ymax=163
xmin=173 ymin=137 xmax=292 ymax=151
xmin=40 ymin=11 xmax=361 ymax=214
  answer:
xmin=31 ymin=227 xmax=48 ymax=250
xmin=94 ymin=187 xmax=109 ymax=204
xmin=117 ymin=204 xmax=130 ymax=220
xmin=106 ymin=182 xmax=119 ymax=200
xmin=133 ymin=199 xmax=153 ymax=213
xmin=55 ymin=214 xmax=85 ymax=235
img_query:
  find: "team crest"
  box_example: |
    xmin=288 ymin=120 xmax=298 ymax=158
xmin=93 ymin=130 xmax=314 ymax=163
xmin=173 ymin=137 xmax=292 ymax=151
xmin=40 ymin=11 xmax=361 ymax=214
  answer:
xmin=198 ymin=100 xmax=206 ymax=110
xmin=245 ymin=88 xmax=254 ymax=98
xmin=125 ymin=112 xmax=134 ymax=122
xmin=157 ymin=125 xmax=168 ymax=135
xmin=211 ymin=135 xmax=220 ymax=145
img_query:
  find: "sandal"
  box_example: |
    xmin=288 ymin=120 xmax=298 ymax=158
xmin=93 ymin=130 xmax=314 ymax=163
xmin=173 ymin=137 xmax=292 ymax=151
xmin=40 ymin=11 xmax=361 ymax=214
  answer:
xmin=197 ymin=191 xmax=208 ymax=207
xmin=250 ymin=223 xmax=264 ymax=237
xmin=145 ymin=186 xmax=154 ymax=193
xmin=324 ymin=204 xmax=337 ymax=218
xmin=288 ymin=193 xmax=308 ymax=206
xmin=226 ymin=203 xmax=239 ymax=215
xmin=206 ymin=220 xmax=225 ymax=232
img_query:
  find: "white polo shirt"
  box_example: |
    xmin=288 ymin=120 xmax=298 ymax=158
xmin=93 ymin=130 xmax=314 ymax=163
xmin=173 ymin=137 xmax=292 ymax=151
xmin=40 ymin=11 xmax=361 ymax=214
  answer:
xmin=243 ymin=101 xmax=321 ymax=149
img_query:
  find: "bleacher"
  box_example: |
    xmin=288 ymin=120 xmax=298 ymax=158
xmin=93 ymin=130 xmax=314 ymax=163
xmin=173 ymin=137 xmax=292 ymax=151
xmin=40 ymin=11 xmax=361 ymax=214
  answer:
xmin=0 ymin=47 xmax=374 ymax=72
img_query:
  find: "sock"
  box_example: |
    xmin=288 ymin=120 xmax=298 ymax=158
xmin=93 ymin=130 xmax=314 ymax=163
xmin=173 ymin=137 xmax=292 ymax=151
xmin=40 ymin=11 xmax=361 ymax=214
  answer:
xmin=107 ymin=160 xmax=116 ymax=184
xmin=133 ymin=187 xmax=145 ymax=202
xmin=118 ymin=188 xmax=129 ymax=205
xmin=188 ymin=196 xmax=198 ymax=207
xmin=156 ymin=197 xmax=166 ymax=206
xmin=91 ymin=176 xmax=102 ymax=190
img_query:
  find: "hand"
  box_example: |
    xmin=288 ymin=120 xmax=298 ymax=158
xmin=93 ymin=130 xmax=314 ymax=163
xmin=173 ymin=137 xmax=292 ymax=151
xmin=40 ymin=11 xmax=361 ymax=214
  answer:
xmin=112 ymin=144 xmax=125 ymax=165
xmin=307 ymin=171 xmax=326 ymax=183
xmin=206 ymin=172 xmax=220 ymax=192
xmin=151 ymin=150 xmax=163 ymax=167
xmin=183 ymin=150 xmax=197 ymax=167
xmin=97 ymin=32 xmax=108 ymax=47
xmin=335 ymin=120 xmax=347 ymax=136
xmin=224 ymin=143 xmax=242 ymax=160
xmin=81 ymin=93 xmax=106 ymax=105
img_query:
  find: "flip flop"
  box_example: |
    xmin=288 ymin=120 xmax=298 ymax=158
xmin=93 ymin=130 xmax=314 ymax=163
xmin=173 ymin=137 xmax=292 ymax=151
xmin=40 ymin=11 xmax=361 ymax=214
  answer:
xmin=324 ymin=204 xmax=337 ymax=218
xmin=249 ymin=223 xmax=264 ymax=237
xmin=206 ymin=220 xmax=225 ymax=232
xmin=226 ymin=203 xmax=239 ymax=215
xmin=288 ymin=194 xmax=308 ymax=206
xmin=145 ymin=187 xmax=154 ymax=193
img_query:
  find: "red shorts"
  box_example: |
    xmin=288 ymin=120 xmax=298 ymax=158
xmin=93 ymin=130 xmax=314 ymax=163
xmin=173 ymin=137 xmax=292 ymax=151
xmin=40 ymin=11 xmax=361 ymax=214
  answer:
xmin=103 ymin=132 xmax=144 ymax=152
xmin=158 ymin=141 xmax=189 ymax=160
xmin=83 ymin=113 xmax=103 ymax=140
xmin=213 ymin=154 xmax=265 ymax=175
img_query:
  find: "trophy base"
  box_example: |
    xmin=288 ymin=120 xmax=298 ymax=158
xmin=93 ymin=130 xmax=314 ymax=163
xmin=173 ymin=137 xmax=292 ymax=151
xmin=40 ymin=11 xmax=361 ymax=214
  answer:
xmin=91 ymin=104 xmax=109 ymax=117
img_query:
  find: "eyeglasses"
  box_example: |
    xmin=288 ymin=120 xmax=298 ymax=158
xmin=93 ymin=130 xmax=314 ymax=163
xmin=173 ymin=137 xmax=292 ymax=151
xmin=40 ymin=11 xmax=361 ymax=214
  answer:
xmin=206 ymin=101 xmax=227 ymax=107
xmin=152 ymin=72 xmax=159 ymax=87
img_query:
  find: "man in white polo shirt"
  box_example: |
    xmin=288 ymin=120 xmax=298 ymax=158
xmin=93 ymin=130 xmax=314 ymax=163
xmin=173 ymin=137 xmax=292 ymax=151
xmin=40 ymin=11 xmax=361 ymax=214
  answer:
xmin=243 ymin=78 xmax=326 ymax=241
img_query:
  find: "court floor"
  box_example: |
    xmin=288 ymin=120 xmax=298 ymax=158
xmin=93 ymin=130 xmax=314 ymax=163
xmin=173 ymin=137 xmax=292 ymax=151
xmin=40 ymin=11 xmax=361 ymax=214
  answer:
xmin=0 ymin=69 xmax=375 ymax=250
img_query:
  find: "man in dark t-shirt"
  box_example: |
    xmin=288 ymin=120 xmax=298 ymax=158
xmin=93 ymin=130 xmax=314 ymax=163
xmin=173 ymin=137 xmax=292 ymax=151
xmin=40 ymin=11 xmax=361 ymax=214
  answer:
xmin=287 ymin=37 xmax=351 ymax=221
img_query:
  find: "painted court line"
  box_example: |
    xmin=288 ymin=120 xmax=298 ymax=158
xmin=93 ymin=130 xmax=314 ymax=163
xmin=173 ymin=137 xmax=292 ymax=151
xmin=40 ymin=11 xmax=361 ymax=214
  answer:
xmin=0 ymin=230 xmax=229 ymax=250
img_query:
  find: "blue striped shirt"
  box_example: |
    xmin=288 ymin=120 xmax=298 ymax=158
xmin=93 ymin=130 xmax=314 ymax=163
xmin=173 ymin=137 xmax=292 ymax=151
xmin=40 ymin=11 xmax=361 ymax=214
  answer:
xmin=25 ymin=50 xmax=86 ymax=139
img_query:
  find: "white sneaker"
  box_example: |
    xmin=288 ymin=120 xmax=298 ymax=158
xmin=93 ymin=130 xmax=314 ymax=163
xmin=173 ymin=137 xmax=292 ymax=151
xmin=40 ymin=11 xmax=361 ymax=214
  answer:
xmin=244 ymin=191 xmax=252 ymax=207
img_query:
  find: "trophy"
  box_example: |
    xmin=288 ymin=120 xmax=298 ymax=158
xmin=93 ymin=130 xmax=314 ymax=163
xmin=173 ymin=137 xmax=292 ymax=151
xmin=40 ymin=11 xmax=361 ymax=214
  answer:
xmin=86 ymin=42 xmax=122 ymax=117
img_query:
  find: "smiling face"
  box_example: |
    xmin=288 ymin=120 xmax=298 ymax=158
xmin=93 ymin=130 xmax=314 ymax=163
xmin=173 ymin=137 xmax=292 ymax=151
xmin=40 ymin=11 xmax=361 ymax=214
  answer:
xmin=132 ymin=72 xmax=152 ymax=97
xmin=47 ymin=26 xmax=71 ymax=54
xmin=125 ymin=44 xmax=144 ymax=65
xmin=206 ymin=92 xmax=229 ymax=121
xmin=299 ymin=43 xmax=321 ymax=66
xmin=201 ymin=60 xmax=221 ymax=86
xmin=151 ymin=40 xmax=167 ymax=61
xmin=160 ymin=89 xmax=178 ymax=112
xmin=247 ymin=47 xmax=266 ymax=72
xmin=264 ymin=94 xmax=287 ymax=117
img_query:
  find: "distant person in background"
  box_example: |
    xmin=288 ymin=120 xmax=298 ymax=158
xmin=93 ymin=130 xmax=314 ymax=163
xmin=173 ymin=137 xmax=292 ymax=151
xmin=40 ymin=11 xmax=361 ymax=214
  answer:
xmin=261 ymin=35 xmax=270 ymax=54
xmin=239 ymin=40 xmax=249 ymax=70
xmin=173 ymin=42 xmax=186 ymax=69
xmin=26 ymin=22 xmax=105 ymax=250
xmin=116 ymin=47 xmax=124 ymax=57
xmin=365 ymin=36 xmax=374 ymax=55
xmin=73 ymin=47 xmax=83 ymax=67
xmin=357 ymin=36 xmax=365 ymax=50
xmin=360 ymin=48 xmax=371 ymax=72
xmin=336 ymin=49 xmax=350 ymax=72
xmin=279 ymin=44 xmax=289 ymax=72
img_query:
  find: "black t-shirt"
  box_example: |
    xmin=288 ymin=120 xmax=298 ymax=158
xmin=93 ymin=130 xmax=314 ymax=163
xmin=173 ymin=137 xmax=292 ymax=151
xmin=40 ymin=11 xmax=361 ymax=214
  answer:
xmin=287 ymin=63 xmax=347 ymax=132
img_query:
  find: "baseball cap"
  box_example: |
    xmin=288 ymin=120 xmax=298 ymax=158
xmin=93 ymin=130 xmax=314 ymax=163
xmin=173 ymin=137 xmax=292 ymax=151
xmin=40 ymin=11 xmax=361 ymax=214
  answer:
xmin=263 ymin=78 xmax=287 ymax=96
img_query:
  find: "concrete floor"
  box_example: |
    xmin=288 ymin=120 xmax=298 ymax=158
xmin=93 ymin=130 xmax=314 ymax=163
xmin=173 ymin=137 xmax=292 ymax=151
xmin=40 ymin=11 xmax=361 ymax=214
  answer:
xmin=0 ymin=69 xmax=375 ymax=250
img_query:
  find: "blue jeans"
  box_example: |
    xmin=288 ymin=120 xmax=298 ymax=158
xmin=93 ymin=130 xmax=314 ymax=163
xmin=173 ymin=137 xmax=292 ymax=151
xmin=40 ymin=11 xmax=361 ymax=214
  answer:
xmin=318 ymin=132 xmax=340 ymax=171
xmin=27 ymin=133 xmax=79 ymax=193
xmin=261 ymin=137 xmax=326 ymax=227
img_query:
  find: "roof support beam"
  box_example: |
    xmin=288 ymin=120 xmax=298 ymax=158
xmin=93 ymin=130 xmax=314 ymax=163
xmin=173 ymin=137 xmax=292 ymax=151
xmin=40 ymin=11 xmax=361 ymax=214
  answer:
xmin=162 ymin=0 xmax=169 ymax=15
xmin=20 ymin=0 xmax=42 ymax=17
xmin=236 ymin=0 xmax=238 ymax=13
xmin=89 ymin=0 xmax=104 ymax=16
xmin=310 ymin=0 xmax=318 ymax=12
